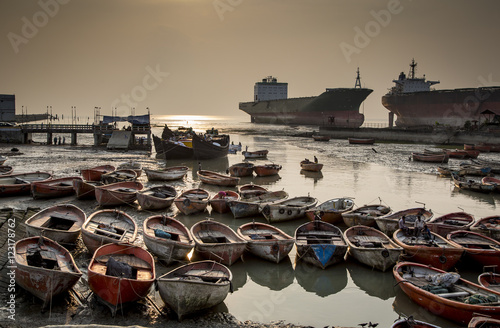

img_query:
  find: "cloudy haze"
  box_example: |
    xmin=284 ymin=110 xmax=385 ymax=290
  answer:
xmin=1 ymin=0 xmax=500 ymax=123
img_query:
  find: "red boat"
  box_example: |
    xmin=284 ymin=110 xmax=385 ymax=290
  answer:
xmin=412 ymin=152 xmax=449 ymax=163
xmin=94 ymin=181 xmax=143 ymax=206
xmin=253 ymin=164 xmax=282 ymax=177
xmin=87 ymin=243 xmax=155 ymax=316
xmin=426 ymin=211 xmax=475 ymax=237
xmin=445 ymin=149 xmax=480 ymax=159
xmin=238 ymin=184 xmax=268 ymax=199
xmin=447 ymin=230 xmax=500 ymax=267
xmin=465 ymin=143 xmax=491 ymax=152
xmin=478 ymin=272 xmax=500 ymax=293
xmin=393 ymin=261 xmax=500 ymax=325
xmin=31 ymin=176 xmax=82 ymax=199
xmin=470 ymin=216 xmax=500 ymax=241
xmin=209 ymin=190 xmax=240 ymax=214
xmin=73 ymin=178 xmax=102 ymax=200
xmin=348 ymin=137 xmax=374 ymax=145
xmin=80 ymin=165 xmax=115 ymax=181
xmin=174 ymin=188 xmax=210 ymax=215
xmin=0 ymin=171 xmax=52 ymax=197
xmin=197 ymin=169 xmax=240 ymax=187
xmin=468 ymin=315 xmax=500 ymax=327
xmin=482 ymin=176 xmax=500 ymax=192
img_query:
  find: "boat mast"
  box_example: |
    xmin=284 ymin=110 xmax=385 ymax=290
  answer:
xmin=355 ymin=67 xmax=362 ymax=88
xmin=409 ymin=58 xmax=417 ymax=79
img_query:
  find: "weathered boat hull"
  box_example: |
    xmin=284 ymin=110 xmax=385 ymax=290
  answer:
xmin=209 ymin=190 xmax=240 ymax=214
xmin=0 ymin=171 xmax=52 ymax=197
xmin=227 ymin=163 xmax=254 ymax=177
xmin=101 ymin=169 xmax=137 ymax=184
xmin=426 ymin=212 xmax=475 ymax=237
xmin=447 ymin=230 xmax=500 ymax=267
xmin=253 ymin=164 xmax=281 ymax=177
xmin=341 ymin=204 xmax=391 ymax=227
xmin=174 ymin=188 xmax=210 ymax=215
xmin=136 ymin=185 xmax=176 ymax=211
xmin=94 ymin=181 xmax=143 ymax=206
xmin=261 ymin=196 xmax=317 ymax=223
xmin=305 ymin=198 xmax=355 ymax=224
xmin=31 ymin=176 xmax=81 ymax=199
xmin=73 ymin=179 xmax=102 ymax=200
xmin=300 ymin=162 xmax=323 ymax=172
xmin=143 ymin=166 xmax=188 ymax=181
xmin=376 ymin=207 xmax=433 ymax=236
xmin=153 ymin=134 xmax=194 ymax=160
xmin=192 ymin=133 xmax=229 ymax=159
xmin=470 ymin=216 xmax=500 ymax=241
xmin=81 ymin=165 xmax=115 ymax=181
xmin=198 ymin=170 xmax=240 ymax=187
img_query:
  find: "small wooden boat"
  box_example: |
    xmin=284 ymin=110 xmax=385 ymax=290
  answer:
xmin=142 ymin=215 xmax=193 ymax=264
xmin=0 ymin=165 xmax=13 ymax=175
xmin=227 ymin=190 xmax=289 ymax=219
xmin=344 ymin=225 xmax=403 ymax=272
xmin=14 ymin=236 xmax=82 ymax=309
xmin=465 ymin=143 xmax=491 ymax=152
xmin=117 ymin=160 xmax=143 ymax=177
xmin=305 ymin=198 xmax=355 ymax=224
xmin=101 ymin=169 xmax=137 ymax=184
xmin=25 ymin=204 xmax=86 ymax=245
xmin=190 ymin=219 xmax=247 ymax=266
xmin=209 ymin=190 xmax=240 ymax=214
xmin=312 ymin=135 xmax=330 ymax=142
xmin=482 ymin=176 xmax=500 ymax=192
xmin=348 ymin=137 xmax=375 ymax=145
xmin=242 ymin=149 xmax=268 ymax=159
xmin=227 ymin=162 xmax=254 ymax=177
xmin=393 ymin=229 xmax=464 ymax=271
xmin=94 ymin=181 xmax=143 ymax=206
xmin=157 ymin=260 xmax=232 ymax=321
xmin=31 ymin=176 xmax=82 ymax=199
xmin=143 ymin=166 xmax=188 ymax=181
xmin=468 ymin=315 xmax=500 ymax=328
xmin=238 ymin=184 xmax=268 ymax=199
xmin=375 ymin=207 xmax=433 ymax=236
xmin=197 ymin=169 xmax=240 ymax=187
xmin=80 ymin=165 xmax=115 ymax=181
xmin=87 ymin=243 xmax=155 ymax=316
xmin=237 ymin=221 xmax=294 ymax=263
xmin=426 ymin=212 xmax=475 ymax=237
xmin=460 ymin=163 xmax=492 ymax=176
xmin=0 ymin=156 xmax=7 ymax=165
xmin=81 ymin=209 xmax=137 ymax=253
xmin=174 ymin=188 xmax=211 ymax=215
xmin=73 ymin=178 xmax=102 ymax=200
xmin=478 ymin=272 xmax=500 ymax=293
xmin=470 ymin=216 xmax=500 ymax=241
xmin=447 ymin=230 xmax=500 ymax=267
xmin=445 ymin=149 xmax=480 ymax=159
xmin=191 ymin=132 xmax=230 ymax=159
xmin=253 ymin=163 xmax=281 ymax=177
xmin=412 ymin=152 xmax=449 ymax=163
xmin=136 ymin=185 xmax=177 ymax=211
xmin=393 ymin=261 xmax=500 ymax=325
xmin=295 ymin=220 xmax=348 ymax=269
xmin=261 ymin=196 xmax=317 ymax=223
xmin=0 ymin=171 xmax=52 ymax=197
xmin=391 ymin=317 xmax=442 ymax=328
xmin=300 ymin=159 xmax=323 ymax=172
xmin=341 ymin=203 xmax=391 ymax=227
xmin=452 ymin=173 xmax=495 ymax=193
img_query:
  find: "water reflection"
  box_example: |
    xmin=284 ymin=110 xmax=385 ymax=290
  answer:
xmin=253 ymin=174 xmax=282 ymax=186
xmin=242 ymin=254 xmax=294 ymax=290
xmin=450 ymin=186 xmax=496 ymax=206
xmin=294 ymin=261 xmax=348 ymax=297
xmin=347 ymin=262 xmax=396 ymax=300
xmin=300 ymin=170 xmax=323 ymax=183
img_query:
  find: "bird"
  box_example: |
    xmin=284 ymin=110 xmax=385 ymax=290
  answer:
xmin=358 ymin=324 xmax=367 ymax=328
xmin=368 ymin=322 xmax=379 ymax=328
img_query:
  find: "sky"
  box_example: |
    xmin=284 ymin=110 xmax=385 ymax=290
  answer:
xmin=1 ymin=0 xmax=500 ymax=123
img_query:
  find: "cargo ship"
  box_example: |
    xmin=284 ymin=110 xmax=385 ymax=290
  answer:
xmin=238 ymin=70 xmax=373 ymax=127
xmin=382 ymin=59 xmax=500 ymax=127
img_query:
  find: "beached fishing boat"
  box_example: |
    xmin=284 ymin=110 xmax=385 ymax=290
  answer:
xmin=94 ymin=181 xmax=143 ymax=206
xmin=117 ymin=160 xmax=143 ymax=177
xmin=87 ymin=243 xmax=155 ymax=316
xmin=465 ymin=143 xmax=491 ymax=152
xmin=191 ymin=132 xmax=230 ymax=159
xmin=227 ymin=162 xmax=254 ymax=177
xmin=412 ymin=152 xmax=449 ymax=163
xmin=482 ymin=176 xmax=500 ymax=192
xmin=478 ymin=272 xmax=500 ymax=293
xmin=300 ymin=159 xmax=323 ymax=172
xmin=142 ymin=215 xmax=193 ymax=264
xmin=375 ymin=207 xmax=433 ymax=236
xmin=209 ymin=190 xmax=240 ymax=214
xmin=452 ymin=173 xmax=495 ymax=193
xmin=25 ymin=204 xmax=86 ymax=245
xmin=393 ymin=229 xmax=464 ymax=271
xmin=295 ymin=220 xmax=348 ymax=269
xmin=136 ymin=185 xmax=177 ymax=211
xmin=80 ymin=165 xmax=115 ymax=182
xmin=157 ymin=260 xmax=232 ymax=321
xmin=14 ymin=236 xmax=82 ymax=310
xmin=242 ymin=149 xmax=268 ymax=159
xmin=72 ymin=179 xmax=102 ymax=200
xmin=341 ymin=203 xmax=391 ymax=227
xmin=393 ymin=261 xmax=500 ymax=325
xmin=253 ymin=163 xmax=281 ymax=176
xmin=153 ymin=134 xmax=194 ymax=160
xmin=470 ymin=216 xmax=500 ymax=241
xmin=0 ymin=171 xmax=52 ymax=197
xmin=312 ymin=135 xmax=330 ymax=142
xmin=447 ymin=230 xmax=500 ymax=267
xmin=0 ymin=165 xmax=13 ymax=175
xmin=468 ymin=315 xmax=500 ymax=328
xmin=197 ymin=169 xmax=240 ymax=187
xmin=305 ymin=198 xmax=355 ymax=224
xmin=190 ymin=219 xmax=247 ymax=266
xmin=227 ymin=190 xmax=288 ymax=219
xmin=237 ymin=221 xmax=294 ymax=263
xmin=348 ymin=137 xmax=375 ymax=145
xmin=391 ymin=317 xmax=442 ymax=328
xmin=31 ymin=176 xmax=82 ymax=199
xmin=81 ymin=209 xmax=137 ymax=253
xmin=344 ymin=225 xmax=403 ymax=272
xmin=143 ymin=166 xmax=189 ymax=181
xmin=238 ymin=184 xmax=268 ymax=199
xmin=261 ymin=196 xmax=317 ymax=223
xmin=174 ymin=188 xmax=210 ymax=215
xmin=101 ymin=169 xmax=137 ymax=184
xmin=426 ymin=212 xmax=475 ymax=237
xmin=445 ymin=149 xmax=480 ymax=159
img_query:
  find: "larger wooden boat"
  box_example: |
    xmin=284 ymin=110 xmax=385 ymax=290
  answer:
xmin=80 ymin=165 xmax=115 ymax=181
xmin=87 ymin=243 xmax=155 ymax=316
xmin=143 ymin=166 xmax=188 ymax=181
xmin=190 ymin=219 xmax=247 ymax=266
xmin=227 ymin=190 xmax=288 ymax=219
xmin=468 ymin=315 xmax=500 ymax=328
xmin=412 ymin=152 xmax=449 ymax=163
xmin=470 ymin=216 xmax=500 ymax=241
xmin=197 ymin=169 xmax=240 ymax=187
xmin=174 ymin=188 xmax=210 ymax=215
xmin=238 ymin=184 xmax=268 ymax=199
xmin=209 ymin=190 xmax=240 ymax=214
xmin=344 ymin=225 xmax=403 ymax=272
xmin=0 ymin=171 xmax=52 ymax=197
xmin=393 ymin=261 xmax=500 ymax=325
xmin=242 ymin=149 xmax=268 ymax=159
xmin=227 ymin=162 xmax=254 ymax=177
xmin=100 ymin=169 xmax=137 ymax=184
xmin=447 ymin=230 xmax=500 ymax=267
xmin=445 ymin=149 xmax=480 ymax=159
xmin=348 ymin=137 xmax=375 ymax=145
xmin=72 ymin=178 xmax=102 ymax=200
xmin=253 ymin=163 xmax=281 ymax=177
xmin=305 ymin=198 xmax=354 ymax=224
xmin=341 ymin=203 xmax=391 ymax=227
xmin=482 ymin=176 xmax=500 ymax=192
xmin=81 ymin=209 xmax=137 ymax=253
xmin=31 ymin=176 xmax=82 ymax=199
xmin=237 ymin=221 xmax=294 ymax=263
xmin=300 ymin=159 xmax=323 ymax=172
xmin=393 ymin=229 xmax=464 ymax=271
xmin=94 ymin=181 xmax=143 ymax=206
xmin=375 ymin=207 xmax=433 ymax=236
xmin=117 ymin=160 xmax=143 ymax=177
xmin=192 ymin=132 xmax=229 ymax=159
xmin=157 ymin=260 xmax=232 ymax=321
xmin=391 ymin=317 xmax=442 ymax=328
xmin=153 ymin=134 xmax=194 ymax=160
xmin=478 ymin=272 xmax=500 ymax=293
xmin=261 ymin=196 xmax=317 ymax=223
xmin=142 ymin=215 xmax=193 ymax=265
xmin=25 ymin=204 xmax=86 ymax=245
xmin=295 ymin=220 xmax=348 ymax=269
xmin=312 ymin=135 xmax=330 ymax=142
xmin=136 ymin=185 xmax=177 ymax=211
xmin=426 ymin=211 xmax=475 ymax=237
xmin=14 ymin=236 xmax=82 ymax=309
xmin=452 ymin=173 xmax=495 ymax=193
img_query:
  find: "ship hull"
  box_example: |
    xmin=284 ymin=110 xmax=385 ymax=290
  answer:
xmin=382 ymin=87 xmax=500 ymax=127
xmin=239 ymin=88 xmax=372 ymax=127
